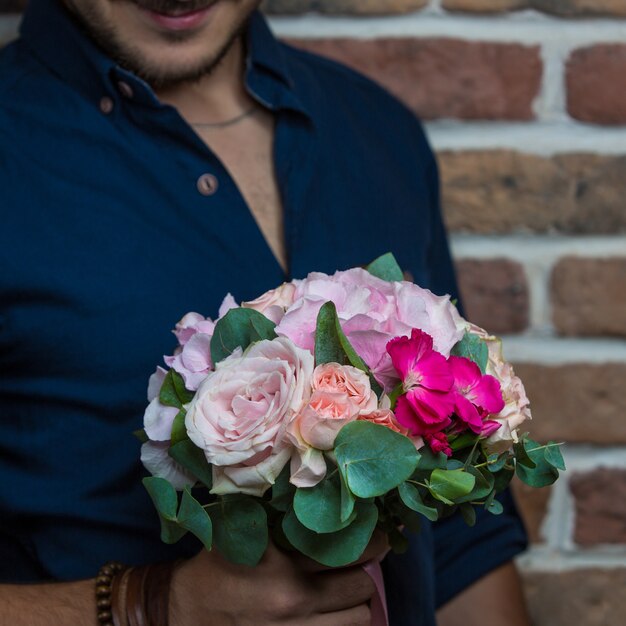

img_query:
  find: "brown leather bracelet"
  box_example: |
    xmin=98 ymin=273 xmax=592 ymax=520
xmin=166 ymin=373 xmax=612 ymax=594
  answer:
xmin=119 ymin=561 xmax=181 ymax=626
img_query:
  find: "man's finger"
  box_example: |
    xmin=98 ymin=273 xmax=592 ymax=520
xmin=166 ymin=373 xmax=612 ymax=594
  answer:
xmin=312 ymin=567 xmax=377 ymax=613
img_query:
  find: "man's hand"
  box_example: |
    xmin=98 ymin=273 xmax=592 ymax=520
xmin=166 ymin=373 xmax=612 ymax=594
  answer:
xmin=169 ymin=531 xmax=390 ymax=626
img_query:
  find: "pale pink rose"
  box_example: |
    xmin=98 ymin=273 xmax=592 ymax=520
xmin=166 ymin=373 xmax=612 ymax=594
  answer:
xmin=173 ymin=312 xmax=215 ymax=346
xmin=312 ymin=363 xmax=378 ymax=414
xmin=466 ymin=324 xmax=532 ymax=452
xmin=275 ymin=268 xmax=463 ymax=391
xmin=293 ymin=390 xmax=360 ymax=452
xmin=141 ymin=441 xmax=195 ymax=490
xmin=185 ymin=337 xmax=314 ymax=497
xmin=242 ymin=282 xmax=298 ymax=325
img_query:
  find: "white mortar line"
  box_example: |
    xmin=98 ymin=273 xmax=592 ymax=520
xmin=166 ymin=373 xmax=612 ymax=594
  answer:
xmin=500 ymin=337 xmax=626 ymax=364
xmin=533 ymin=42 xmax=570 ymax=122
xmin=518 ymin=546 xmax=626 ymax=571
xmin=426 ymin=121 xmax=626 ymax=155
xmin=450 ymin=235 xmax=626 ymax=260
xmin=269 ymin=12 xmax=626 ymax=44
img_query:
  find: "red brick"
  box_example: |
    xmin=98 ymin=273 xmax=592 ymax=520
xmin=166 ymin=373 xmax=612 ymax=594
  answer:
xmin=523 ymin=569 xmax=626 ymax=626
xmin=286 ymin=38 xmax=542 ymax=121
xmin=570 ymin=468 xmax=626 ymax=546
xmin=513 ymin=363 xmax=626 ymax=444
xmin=567 ymin=45 xmax=626 ymax=125
xmin=551 ymin=257 xmax=626 ymax=337
xmin=443 ymin=0 xmax=528 ymax=12
xmin=456 ymin=259 xmax=529 ymax=334
xmin=533 ymin=0 xmax=626 ymax=17
xmin=439 ymin=151 xmax=626 ymax=235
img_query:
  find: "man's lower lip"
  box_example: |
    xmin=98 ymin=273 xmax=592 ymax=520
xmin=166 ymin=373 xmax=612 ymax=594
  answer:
xmin=141 ymin=5 xmax=215 ymax=31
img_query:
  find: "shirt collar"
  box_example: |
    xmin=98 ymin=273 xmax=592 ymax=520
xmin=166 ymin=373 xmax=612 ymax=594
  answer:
xmin=19 ymin=0 xmax=308 ymax=117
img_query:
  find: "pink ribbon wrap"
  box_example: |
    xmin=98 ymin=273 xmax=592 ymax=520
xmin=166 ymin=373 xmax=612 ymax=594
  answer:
xmin=363 ymin=560 xmax=389 ymax=626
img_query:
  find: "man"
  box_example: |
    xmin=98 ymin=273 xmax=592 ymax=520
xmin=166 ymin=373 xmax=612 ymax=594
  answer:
xmin=0 ymin=0 xmax=530 ymax=624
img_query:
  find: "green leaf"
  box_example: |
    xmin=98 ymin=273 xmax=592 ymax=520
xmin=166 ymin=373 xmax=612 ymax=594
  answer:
xmin=514 ymin=440 xmax=536 ymax=469
xmin=210 ymin=498 xmax=268 ymax=566
xmin=415 ymin=448 xmax=446 ymax=471
xmin=398 ymin=482 xmax=438 ymax=522
xmin=315 ymin=301 xmax=348 ymax=366
xmin=314 ymin=302 xmax=382 ymax=396
xmin=449 ymin=432 xmax=479 ymax=452
xmin=159 ymin=370 xmax=183 ymax=409
xmin=451 ymin=333 xmax=489 ymax=374
xmin=269 ymin=464 xmax=295 ymax=513
xmin=493 ymin=466 xmax=515 ymax=493
xmin=455 ymin=466 xmax=495 ymax=504
xmin=335 ymin=421 xmax=420 ymax=498
xmin=544 ymin=442 xmax=566 ymax=471
xmin=282 ymin=501 xmax=378 ymax=567
xmin=486 ymin=498 xmax=504 ymax=515
xmin=515 ymin=438 xmax=560 ymax=488
xmin=133 ymin=428 xmax=149 ymax=443
xmin=339 ymin=467 xmax=356 ymax=523
xmin=169 ymin=439 xmax=213 ymax=489
xmin=143 ymin=476 xmax=178 ymax=521
xmin=170 ymin=409 xmax=188 ymax=445
xmin=459 ymin=503 xmax=477 ymax=527
xmin=178 ymin=488 xmax=213 ymax=551
xmin=487 ymin=452 xmax=509 ymax=473
xmin=142 ymin=476 xmax=187 ymax=544
xmin=365 ymin=252 xmax=404 ymax=282
xmin=210 ymin=308 xmax=277 ymax=365
xmin=294 ymin=476 xmax=356 ymax=533
xmin=387 ymin=526 xmax=409 ymax=554
xmin=172 ymin=370 xmax=194 ymax=405
xmin=428 ymin=469 xmax=476 ymax=504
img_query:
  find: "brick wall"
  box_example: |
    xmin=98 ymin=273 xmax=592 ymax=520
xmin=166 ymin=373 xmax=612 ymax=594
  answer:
xmin=2 ymin=1 xmax=626 ymax=624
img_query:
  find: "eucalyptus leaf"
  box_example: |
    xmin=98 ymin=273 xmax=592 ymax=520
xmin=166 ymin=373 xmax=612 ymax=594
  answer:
xmin=365 ymin=252 xmax=404 ymax=282
xmin=172 ymin=370 xmax=194 ymax=405
xmin=459 ymin=503 xmax=477 ymax=527
xmin=210 ymin=498 xmax=268 ymax=566
xmin=486 ymin=498 xmax=504 ymax=515
xmin=159 ymin=370 xmax=182 ymax=409
xmin=178 ymin=488 xmax=213 ymax=551
xmin=133 ymin=428 xmax=149 ymax=444
xmin=169 ymin=439 xmax=213 ymax=489
xmin=514 ymin=440 xmax=537 ymax=469
xmin=294 ymin=476 xmax=356 ymax=533
xmin=210 ymin=308 xmax=277 ymax=365
xmin=455 ymin=466 xmax=495 ymax=504
xmin=428 ymin=469 xmax=476 ymax=503
xmin=335 ymin=422 xmax=419 ymax=498
xmin=398 ymin=482 xmax=439 ymax=522
xmin=450 ymin=333 xmax=488 ymax=374
xmin=544 ymin=442 xmax=566 ymax=471
xmin=282 ymin=501 xmax=378 ymax=567
xmin=415 ymin=448 xmax=446 ymax=471
xmin=339 ymin=467 xmax=356 ymax=523
xmin=269 ymin=464 xmax=295 ymax=513
xmin=170 ymin=409 xmax=188 ymax=445
xmin=143 ymin=476 xmax=179 ymax=521
xmin=493 ymin=466 xmax=515 ymax=493
xmin=487 ymin=452 xmax=509 ymax=474
xmin=516 ymin=438 xmax=560 ymax=488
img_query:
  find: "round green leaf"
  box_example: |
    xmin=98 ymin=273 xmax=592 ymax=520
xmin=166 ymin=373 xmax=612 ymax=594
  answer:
xmin=178 ymin=488 xmax=213 ymax=551
xmin=282 ymin=501 xmax=378 ymax=567
xmin=428 ymin=469 xmax=476 ymax=504
xmin=210 ymin=498 xmax=268 ymax=566
xmin=335 ymin=421 xmax=419 ymax=498
xmin=293 ymin=476 xmax=356 ymax=533
xmin=365 ymin=253 xmax=404 ymax=282
xmin=143 ymin=476 xmax=178 ymax=521
xmin=398 ymin=482 xmax=438 ymax=522
xmin=169 ymin=439 xmax=213 ymax=489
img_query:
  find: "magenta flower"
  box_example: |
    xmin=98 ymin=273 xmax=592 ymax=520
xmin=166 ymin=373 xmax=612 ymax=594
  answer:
xmin=425 ymin=432 xmax=452 ymax=457
xmin=448 ymin=356 xmax=505 ymax=434
xmin=387 ymin=329 xmax=455 ymax=436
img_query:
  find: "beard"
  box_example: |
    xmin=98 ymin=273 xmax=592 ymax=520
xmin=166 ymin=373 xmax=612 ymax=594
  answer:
xmin=64 ymin=0 xmax=257 ymax=89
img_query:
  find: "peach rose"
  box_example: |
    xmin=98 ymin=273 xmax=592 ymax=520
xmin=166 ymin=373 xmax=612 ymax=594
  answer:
xmin=242 ymin=282 xmax=298 ymax=325
xmin=185 ymin=337 xmax=314 ymax=496
xmin=312 ymin=363 xmax=378 ymax=413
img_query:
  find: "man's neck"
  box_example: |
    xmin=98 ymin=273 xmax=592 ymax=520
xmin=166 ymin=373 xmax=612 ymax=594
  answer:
xmin=155 ymin=36 xmax=254 ymax=126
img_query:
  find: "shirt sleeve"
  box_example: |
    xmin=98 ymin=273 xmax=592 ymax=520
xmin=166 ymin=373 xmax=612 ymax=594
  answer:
xmin=418 ymin=127 xmax=529 ymax=607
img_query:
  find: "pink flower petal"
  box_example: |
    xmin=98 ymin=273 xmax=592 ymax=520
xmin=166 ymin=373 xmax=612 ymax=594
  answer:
xmin=471 ymin=374 xmax=505 ymax=415
xmin=453 ymin=393 xmax=484 ymax=434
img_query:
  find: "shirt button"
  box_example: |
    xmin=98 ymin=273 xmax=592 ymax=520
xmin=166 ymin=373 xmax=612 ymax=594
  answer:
xmin=197 ymin=173 xmax=219 ymax=196
xmin=117 ymin=81 xmax=134 ymax=99
xmin=99 ymin=96 xmax=114 ymax=114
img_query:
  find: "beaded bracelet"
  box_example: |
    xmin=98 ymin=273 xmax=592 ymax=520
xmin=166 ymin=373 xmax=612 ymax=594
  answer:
xmin=95 ymin=561 xmax=128 ymax=626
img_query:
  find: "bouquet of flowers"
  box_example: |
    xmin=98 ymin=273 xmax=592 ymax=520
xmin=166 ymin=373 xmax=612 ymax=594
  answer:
xmin=139 ymin=254 xmax=563 ymax=571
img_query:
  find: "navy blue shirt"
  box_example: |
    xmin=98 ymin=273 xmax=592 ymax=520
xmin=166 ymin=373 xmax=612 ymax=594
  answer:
xmin=0 ymin=1 xmax=526 ymax=623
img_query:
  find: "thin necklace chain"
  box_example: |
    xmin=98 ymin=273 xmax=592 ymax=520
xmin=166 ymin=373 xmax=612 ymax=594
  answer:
xmin=191 ymin=106 xmax=258 ymax=130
